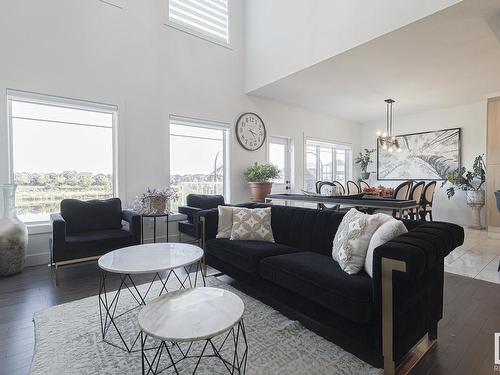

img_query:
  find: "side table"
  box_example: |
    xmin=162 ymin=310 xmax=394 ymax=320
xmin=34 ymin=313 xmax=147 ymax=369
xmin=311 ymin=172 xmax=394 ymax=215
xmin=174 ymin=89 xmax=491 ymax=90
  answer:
xmin=141 ymin=213 xmax=169 ymax=243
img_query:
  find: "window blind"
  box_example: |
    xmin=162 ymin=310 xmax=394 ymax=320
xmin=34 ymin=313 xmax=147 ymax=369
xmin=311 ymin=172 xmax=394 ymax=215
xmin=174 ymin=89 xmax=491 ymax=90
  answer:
xmin=169 ymin=0 xmax=229 ymax=44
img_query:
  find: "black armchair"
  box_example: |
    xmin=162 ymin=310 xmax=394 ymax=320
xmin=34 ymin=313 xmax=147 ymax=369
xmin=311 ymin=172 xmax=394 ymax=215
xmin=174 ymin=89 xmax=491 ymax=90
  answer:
xmin=49 ymin=198 xmax=141 ymax=285
xmin=177 ymin=194 xmax=225 ymax=244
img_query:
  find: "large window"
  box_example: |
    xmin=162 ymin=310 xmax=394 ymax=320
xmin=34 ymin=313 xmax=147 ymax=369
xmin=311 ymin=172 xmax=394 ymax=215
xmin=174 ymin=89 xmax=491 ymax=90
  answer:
xmin=168 ymin=0 xmax=230 ymax=45
xmin=304 ymin=138 xmax=352 ymax=192
xmin=8 ymin=91 xmax=116 ymax=223
xmin=169 ymin=116 xmax=229 ymax=210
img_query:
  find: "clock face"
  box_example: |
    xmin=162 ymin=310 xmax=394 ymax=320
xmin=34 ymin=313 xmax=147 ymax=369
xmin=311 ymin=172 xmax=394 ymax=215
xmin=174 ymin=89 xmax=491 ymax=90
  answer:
xmin=236 ymin=113 xmax=266 ymax=151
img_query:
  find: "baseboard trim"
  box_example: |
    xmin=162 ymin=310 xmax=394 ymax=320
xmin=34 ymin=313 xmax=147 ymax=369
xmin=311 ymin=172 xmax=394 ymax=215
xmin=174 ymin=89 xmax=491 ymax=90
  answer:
xmin=26 ymin=252 xmax=50 ymax=267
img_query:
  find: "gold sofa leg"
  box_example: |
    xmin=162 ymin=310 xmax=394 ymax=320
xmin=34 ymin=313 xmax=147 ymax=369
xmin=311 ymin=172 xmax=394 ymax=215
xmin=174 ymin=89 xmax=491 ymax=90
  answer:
xmin=382 ymin=258 xmax=406 ymax=375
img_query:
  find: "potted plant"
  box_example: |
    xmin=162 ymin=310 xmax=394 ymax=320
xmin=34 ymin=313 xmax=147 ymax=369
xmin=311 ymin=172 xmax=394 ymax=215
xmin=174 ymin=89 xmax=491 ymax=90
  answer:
xmin=441 ymin=154 xmax=486 ymax=228
xmin=355 ymin=149 xmax=375 ymax=180
xmin=243 ymin=163 xmax=281 ymax=202
xmin=131 ymin=187 xmax=179 ymax=214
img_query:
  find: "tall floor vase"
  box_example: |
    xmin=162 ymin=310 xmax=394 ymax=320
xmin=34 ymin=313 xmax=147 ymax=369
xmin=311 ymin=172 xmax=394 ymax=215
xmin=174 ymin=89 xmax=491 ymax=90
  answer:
xmin=0 ymin=184 xmax=28 ymax=276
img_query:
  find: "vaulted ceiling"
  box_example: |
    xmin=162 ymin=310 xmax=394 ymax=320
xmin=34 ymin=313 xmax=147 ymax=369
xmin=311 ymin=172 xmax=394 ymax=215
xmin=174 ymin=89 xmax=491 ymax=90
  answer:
xmin=248 ymin=0 xmax=500 ymax=123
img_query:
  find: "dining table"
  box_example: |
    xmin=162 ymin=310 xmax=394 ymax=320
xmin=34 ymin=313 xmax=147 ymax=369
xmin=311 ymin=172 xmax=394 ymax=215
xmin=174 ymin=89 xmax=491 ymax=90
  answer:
xmin=264 ymin=193 xmax=421 ymax=219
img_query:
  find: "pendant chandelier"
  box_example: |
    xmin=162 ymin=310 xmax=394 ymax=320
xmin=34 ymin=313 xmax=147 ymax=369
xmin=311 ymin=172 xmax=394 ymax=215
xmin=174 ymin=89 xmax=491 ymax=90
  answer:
xmin=377 ymin=99 xmax=401 ymax=153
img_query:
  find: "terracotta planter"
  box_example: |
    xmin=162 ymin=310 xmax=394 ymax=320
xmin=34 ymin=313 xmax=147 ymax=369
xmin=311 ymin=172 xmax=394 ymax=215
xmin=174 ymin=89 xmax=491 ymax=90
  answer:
xmin=248 ymin=182 xmax=273 ymax=203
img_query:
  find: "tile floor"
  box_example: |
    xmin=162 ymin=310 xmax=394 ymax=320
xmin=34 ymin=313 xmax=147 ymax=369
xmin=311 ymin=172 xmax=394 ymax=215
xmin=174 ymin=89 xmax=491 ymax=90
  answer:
xmin=444 ymin=228 xmax=500 ymax=284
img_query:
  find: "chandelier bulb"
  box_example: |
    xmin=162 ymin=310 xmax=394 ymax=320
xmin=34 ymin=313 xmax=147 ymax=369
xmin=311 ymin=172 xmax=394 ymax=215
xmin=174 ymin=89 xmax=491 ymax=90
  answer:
xmin=382 ymin=144 xmax=387 ymax=150
xmin=377 ymin=130 xmax=381 ymax=136
xmin=397 ymin=148 xmax=402 ymax=152
xmin=382 ymin=132 xmax=387 ymax=137
xmin=388 ymin=147 xmax=393 ymax=152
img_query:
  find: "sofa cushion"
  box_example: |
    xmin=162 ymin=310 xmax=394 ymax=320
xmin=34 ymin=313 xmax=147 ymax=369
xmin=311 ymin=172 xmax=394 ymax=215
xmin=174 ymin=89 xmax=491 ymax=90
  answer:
xmin=61 ymin=198 xmax=122 ymax=234
xmin=260 ymin=252 xmax=373 ymax=324
xmin=205 ymin=238 xmax=300 ymax=275
xmin=64 ymin=229 xmax=133 ymax=259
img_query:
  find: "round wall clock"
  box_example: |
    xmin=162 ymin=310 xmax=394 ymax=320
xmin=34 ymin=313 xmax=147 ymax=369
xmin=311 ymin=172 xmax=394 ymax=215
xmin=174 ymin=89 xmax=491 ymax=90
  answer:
xmin=235 ymin=112 xmax=266 ymax=151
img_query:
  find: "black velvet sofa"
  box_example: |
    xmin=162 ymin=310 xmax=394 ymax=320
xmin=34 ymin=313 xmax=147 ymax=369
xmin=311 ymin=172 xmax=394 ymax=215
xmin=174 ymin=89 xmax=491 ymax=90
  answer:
xmin=198 ymin=204 xmax=464 ymax=373
xmin=49 ymin=198 xmax=141 ymax=284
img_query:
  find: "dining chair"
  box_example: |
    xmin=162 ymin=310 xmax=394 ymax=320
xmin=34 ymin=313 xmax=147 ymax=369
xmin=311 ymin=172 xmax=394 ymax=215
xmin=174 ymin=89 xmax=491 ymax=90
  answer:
xmin=359 ymin=180 xmax=370 ymax=191
xmin=316 ymin=181 xmax=341 ymax=210
xmin=408 ymin=181 xmax=425 ymax=220
xmin=346 ymin=180 xmax=360 ymax=195
xmin=419 ymin=181 xmax=437 ymax=221
xmin=392 ymin=180 xmax=413 ymax=218
xmin=332 ymin=181 xmax=345 ymax=195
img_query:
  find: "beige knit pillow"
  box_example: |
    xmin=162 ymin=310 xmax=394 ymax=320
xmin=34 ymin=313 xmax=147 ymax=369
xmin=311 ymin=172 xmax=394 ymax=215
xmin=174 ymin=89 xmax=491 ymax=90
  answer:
xmin=230 ymin=207 xmax=274 ymax=242
xmin=216 ymin=206 xmax=234 ymax=239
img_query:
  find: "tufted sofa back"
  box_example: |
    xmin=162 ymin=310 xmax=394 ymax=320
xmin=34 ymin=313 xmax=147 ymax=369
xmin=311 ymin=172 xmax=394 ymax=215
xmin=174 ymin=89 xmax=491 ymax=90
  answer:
xmin=270 ymin=206 xmax=344 ymax=256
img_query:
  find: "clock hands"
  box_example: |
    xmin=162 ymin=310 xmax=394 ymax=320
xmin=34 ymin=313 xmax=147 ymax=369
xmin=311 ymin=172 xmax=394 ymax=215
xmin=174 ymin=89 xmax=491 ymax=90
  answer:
xmin=249 ymin=129 xmax=257 ymax=139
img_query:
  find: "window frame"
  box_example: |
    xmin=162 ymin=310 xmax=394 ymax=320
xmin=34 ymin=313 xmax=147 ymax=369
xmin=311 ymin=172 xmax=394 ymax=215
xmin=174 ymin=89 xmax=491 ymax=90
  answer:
xmin=6 ymin=89 xmax=119 ymax=225
xmin=168 ymin=114 xmax=231 ymax=205
xmin=303 ymin=136 xmax=352 ymax=190
xmin=164 ymin=0 xmax=232 ymax=49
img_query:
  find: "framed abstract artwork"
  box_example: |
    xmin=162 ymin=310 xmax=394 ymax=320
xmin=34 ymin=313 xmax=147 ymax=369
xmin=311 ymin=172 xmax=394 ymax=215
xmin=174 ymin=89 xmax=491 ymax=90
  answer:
xmin=377 ymin=128 xmax=461 ymax=180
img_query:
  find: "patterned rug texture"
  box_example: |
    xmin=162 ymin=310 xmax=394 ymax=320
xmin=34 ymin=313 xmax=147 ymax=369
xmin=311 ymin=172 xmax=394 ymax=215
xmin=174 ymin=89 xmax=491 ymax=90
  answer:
xmin=30 ymin=275 xmax=380 ymax=374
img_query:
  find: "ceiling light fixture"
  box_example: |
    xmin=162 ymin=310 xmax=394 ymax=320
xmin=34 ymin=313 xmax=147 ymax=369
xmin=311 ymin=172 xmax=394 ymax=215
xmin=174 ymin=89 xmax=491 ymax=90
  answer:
xmin=377 ymin=99 xmax=401 ymax=153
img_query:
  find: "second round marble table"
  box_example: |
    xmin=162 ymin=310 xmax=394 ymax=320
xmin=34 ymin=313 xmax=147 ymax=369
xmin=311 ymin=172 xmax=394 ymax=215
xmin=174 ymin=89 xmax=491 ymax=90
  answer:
xmin=138 ymin=287 xmax=248 ymax=375
xmin=98 ymin=242 xmax=205 ymax=352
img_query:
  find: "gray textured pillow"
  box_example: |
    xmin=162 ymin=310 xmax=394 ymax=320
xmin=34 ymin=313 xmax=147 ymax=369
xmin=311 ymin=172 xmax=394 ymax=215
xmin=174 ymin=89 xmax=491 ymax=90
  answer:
xmin=332 ymin=208 xmax=384 ymax=274
xmin=230 ymin=207 xmax=274 ymax=242
xmin=216 ymin=206 xmax=234 ymax=239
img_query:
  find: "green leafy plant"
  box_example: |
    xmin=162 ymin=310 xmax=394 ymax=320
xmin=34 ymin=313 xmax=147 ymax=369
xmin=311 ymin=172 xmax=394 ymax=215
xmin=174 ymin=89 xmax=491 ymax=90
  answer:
xmin=441 ymin=154 xmax=486 ymax=199
xmin=354 ymin=149 xmax=375 ymax=172
xmin=243 ymin=163 xmax=281 ymax=182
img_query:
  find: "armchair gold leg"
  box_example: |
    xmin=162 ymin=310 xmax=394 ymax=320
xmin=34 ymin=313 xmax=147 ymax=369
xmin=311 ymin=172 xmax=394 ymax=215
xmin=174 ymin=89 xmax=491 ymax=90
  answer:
xmin=54 ymin=263 xmax=59 ymax=287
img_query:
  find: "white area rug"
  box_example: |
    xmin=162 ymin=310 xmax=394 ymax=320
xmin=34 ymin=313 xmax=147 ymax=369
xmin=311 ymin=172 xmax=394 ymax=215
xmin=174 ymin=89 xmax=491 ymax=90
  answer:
xmin=31 ymin=276 xmax=380 ymax=374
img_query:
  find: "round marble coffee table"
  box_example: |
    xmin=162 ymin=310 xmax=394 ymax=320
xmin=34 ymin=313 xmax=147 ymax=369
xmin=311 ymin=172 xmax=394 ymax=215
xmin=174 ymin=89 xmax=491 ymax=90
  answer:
xmin=98 ymin=243 xmax=205 ymax=352
xmin=139 ymin=287 xmax=248 ymax=375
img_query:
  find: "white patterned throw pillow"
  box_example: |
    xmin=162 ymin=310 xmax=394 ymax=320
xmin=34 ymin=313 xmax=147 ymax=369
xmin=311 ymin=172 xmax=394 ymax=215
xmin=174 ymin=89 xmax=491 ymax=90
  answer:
xmin=230 ymin=207 xmax=275 ymax=242
xmin=216 ymin=206 xmax=234 ymax=239
xmin=364 ymin=218 xmax=408 ymax=277
xmin=332 ymin=209 xmax=386 ymax=275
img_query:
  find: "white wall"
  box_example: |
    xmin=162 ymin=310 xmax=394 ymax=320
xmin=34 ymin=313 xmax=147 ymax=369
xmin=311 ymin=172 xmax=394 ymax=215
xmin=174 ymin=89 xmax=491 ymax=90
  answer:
xmin=0 ymin=0 xmax=360 ymax=266
xmin=245 ymin=0 xmax=461 ymax=92
xmin=360 ymin=101 xmax=487 ymax=227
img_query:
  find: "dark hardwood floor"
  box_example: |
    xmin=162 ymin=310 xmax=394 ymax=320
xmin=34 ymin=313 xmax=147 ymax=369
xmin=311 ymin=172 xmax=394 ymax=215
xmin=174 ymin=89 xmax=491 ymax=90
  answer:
xmin=0 ymin=263 xmax=499 ymax=375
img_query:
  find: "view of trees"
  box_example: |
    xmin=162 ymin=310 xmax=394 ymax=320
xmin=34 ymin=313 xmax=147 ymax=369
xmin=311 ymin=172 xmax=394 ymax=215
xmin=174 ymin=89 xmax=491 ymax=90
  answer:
xmin=170 ymin=166 xmax=224 ymax=210
xmin=14 ymin=171 xmax=113 ymax=221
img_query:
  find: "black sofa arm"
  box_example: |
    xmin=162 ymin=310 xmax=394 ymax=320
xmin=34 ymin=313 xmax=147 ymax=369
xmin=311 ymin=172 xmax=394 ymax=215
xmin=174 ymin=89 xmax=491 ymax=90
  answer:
xmin=372 ymin=221 xmax=464 ymax=370
xmin=373 ymin=221 xmax=464 ymax=279
xmin=122 ymin=209 xmax=141 ymax=245
xmin=50 ymin=213 xmax=66 ymax=264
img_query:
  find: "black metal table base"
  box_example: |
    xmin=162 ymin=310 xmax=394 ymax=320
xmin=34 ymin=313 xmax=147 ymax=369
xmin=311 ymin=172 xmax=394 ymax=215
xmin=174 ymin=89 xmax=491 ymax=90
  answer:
xmin=141 ymin=320 xmax=248 ymax=375
xmin=98 ymin=261 xmax=205 ymax=353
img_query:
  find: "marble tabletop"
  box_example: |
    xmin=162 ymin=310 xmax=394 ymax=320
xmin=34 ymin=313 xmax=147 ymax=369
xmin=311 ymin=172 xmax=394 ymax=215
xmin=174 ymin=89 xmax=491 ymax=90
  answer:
xmin=98 ymin=243 xmax=204 ymax=274
xmin=138 ymin=287 xmax=245 ymax=342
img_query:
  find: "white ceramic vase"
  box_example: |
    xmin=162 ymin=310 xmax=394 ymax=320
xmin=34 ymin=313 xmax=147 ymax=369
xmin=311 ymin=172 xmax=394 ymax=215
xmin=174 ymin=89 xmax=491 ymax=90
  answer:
xmin=466 ymin=189 xmax=485 ymax=229
xmin=0 ymin=184 xmax=28 ymax=276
